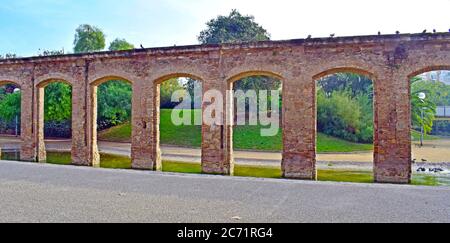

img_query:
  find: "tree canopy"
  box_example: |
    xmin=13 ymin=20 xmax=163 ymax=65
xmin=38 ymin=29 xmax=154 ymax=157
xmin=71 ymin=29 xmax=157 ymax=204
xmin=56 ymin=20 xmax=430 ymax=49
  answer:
xmin=410 ymin=77 xmax=438 ymax=134
xmin=44 ymin=82 xmax=72 ymax=122
xmin=73 ymin=24 xmax=106 ymax=53
xmin=198 ymin=9 xmax=270 ymax=44
xmin=109 ymin=38 xmax=134 ymax=51
xmin=197 ymin=10 xmax=280 ymax=93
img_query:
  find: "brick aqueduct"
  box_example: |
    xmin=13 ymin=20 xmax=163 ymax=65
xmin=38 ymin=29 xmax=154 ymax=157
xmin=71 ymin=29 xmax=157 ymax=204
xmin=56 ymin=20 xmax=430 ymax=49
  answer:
xmin=1 ymin=32 xmax=449 ymax=184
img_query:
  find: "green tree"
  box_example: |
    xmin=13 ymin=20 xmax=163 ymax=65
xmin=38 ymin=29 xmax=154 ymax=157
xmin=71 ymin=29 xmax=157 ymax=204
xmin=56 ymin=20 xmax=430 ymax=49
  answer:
xmin=411 ymin=76 xmax=450 ymax=106
xmin=44 ymin=82 xmax=72 ymax=122
xmin=318 ymin=73 xmax=373 ymax=98
xmin=197 ymin=10 xmax=279 ymax=94
xmin=161 ymin=78 xmax=184 ymax=108
xmin=411 ymin=77 xmax=437 ymax=134
xmin=73 ymin=24 xmax=106 ymax=53
xmin=0 ymin=91 xmax=21 ymax=122
xmin=199 ymin=9 xmax=270 ymax=44
xmin=109 ymin=38 xmax=134 ymax=51
xmin=98 ymin=81 xmax=132 ymax=127
xmin=317 ymin=73 xmax=375 ymax=143
xmin=317 ymin=89 xmax=370 ymax=142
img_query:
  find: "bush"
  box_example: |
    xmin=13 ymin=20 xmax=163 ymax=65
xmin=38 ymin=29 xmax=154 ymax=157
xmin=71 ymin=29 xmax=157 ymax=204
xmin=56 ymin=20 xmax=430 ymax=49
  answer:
xmin=0 ymin=118 xmax=20 ymax=135
xmin=44 ymin=120 xmax=71 ymax=138
xmin=317 ymin=89 xmax=373 ymax=143
xmin=98 ymin=80 xmax=132 ymax=128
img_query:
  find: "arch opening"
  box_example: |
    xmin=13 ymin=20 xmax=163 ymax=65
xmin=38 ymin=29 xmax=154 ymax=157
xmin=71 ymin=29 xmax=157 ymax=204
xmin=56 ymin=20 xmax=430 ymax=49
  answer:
xmin=154 ymin=74 xmax=203 ymax=172
xmin=227 ymin=72 xmax=283 ymax=177
xmin=37 ymin=80 xmax=73 ymax=163
xmin=90 ymin=76 xmax=133 ymax=168
xmin=314 ymin=70 xmax=375 ymax=183
xmin=410 ymin=69 xmax=450 ymax=181
xmin=0 ymin=81 xmax=21 ymax=161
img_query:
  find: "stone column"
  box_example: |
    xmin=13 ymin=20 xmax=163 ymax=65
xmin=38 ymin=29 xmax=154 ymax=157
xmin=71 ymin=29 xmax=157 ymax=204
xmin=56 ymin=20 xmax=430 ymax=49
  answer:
xmin=34 ymin=85 xmax=47 ymax=162
xmin=71 ymin=68 xmax=91 ymax=166
xmin=86 ymin=84 xmax=100 ymax=167
xmin=131 ymin=80 xmax=161 ymax=170
xmin=20 ymin=73 xmax=38 ymax=161
xmin=373 ymin=68 xmax=411 ymax=184
xmin=201 ymin=76 xmax=232 ymax=175
xmin=281 ymin=73 xmax=317 ymax=180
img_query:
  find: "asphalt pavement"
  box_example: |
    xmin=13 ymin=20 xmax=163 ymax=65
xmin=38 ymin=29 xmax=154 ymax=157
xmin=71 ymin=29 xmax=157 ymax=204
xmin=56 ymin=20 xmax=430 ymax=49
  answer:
xmin=0 ymin=160 xmax=449 ymax=223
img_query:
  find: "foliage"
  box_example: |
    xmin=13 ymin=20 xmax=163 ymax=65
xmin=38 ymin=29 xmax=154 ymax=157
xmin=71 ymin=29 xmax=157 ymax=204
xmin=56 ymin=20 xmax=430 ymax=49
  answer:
xmin=318 ymin=73 xmax=373 ymax=98
xmin=318 ymin=89 xmax=365 ymax=142
xmin=183 ymin=78 xmax=202 ymax=108
xmin=44 ymin=82 xmax=72 ymax=122
xmin=199 ymin=10 xmax=270 ymax=44
xmin=44 ymin=120 xmax=71 ymax=138
xmin=233 ymin=75 xmax=281 ymax=92
xmin=410 ymin=77 xmax=437 ymax=134
xmin=316 ymin=73 xmax=374 ymax=143
xmin=0 ymin=91 xmax=21 ymax=122
xmin=198 ymin=10 xmax=278 ymax=93
xmin=97 ymin=80 xmax=132 ymax=128
xmin=160 ymin=78 xmax=184 ymax=108
xmin=411 ymin=76 xmax=450 ymax=106
xmin=109 ymin=38 xmax=134 ymax=51
xmin=73 ymin=24 xmax=106 ymax=53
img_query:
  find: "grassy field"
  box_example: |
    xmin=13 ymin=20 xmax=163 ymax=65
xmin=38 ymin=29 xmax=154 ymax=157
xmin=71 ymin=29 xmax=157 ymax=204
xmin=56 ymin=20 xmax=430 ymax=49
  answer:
xmin=98 ymin=109 xmax=373 ymax=153
xmin=2 ymin=151 xmax=446 ymax=186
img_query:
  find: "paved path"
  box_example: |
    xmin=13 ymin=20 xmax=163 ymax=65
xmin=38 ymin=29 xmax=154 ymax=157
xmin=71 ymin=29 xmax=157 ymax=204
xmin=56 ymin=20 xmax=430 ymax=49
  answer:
xmin=0 ymin=160 xmax=449 ymax=223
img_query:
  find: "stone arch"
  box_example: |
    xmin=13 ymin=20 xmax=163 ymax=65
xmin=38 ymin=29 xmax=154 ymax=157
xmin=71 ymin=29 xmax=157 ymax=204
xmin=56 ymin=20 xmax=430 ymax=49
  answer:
xmin=36 ymin=74 xmax=74 ymax=88
xmin=150 ymin=72 xmax=205 ymax=171
xmin=407 ymin=65 xmax=450 ymax=79
xmin=87 ymin=75 xmax=135 ymax=167
xmin=34 ymin=77 xmax=73 ymax=163
xmin=313 ymin=67 xmax=377 ymax=81
xmin=313 ymin=66 xmax=377 ymax=178
xmin=312 ymin=66 xmax=378 ymax=109
xmin=0 ymin=79 xmax=21 ymax=88
xmin=224 ymin=70 xmax=285 ymax=176
xmin=90 ymin=75 xmax=133 ymax=86
xmin=153 ymin=73 xmax=204 ymax=85
xmin=226 ymin=70 xmax=284 ymax=84
xmin=406 ymin=64 xmax=450 ymax=165
xmin=0 ymin=78 xmax=23 ymax=160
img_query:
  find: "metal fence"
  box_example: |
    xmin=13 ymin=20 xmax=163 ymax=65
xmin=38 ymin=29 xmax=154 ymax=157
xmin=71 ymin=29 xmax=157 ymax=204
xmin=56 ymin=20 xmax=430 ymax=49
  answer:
xmin=436 ymin=106 xmax=450 ymax=117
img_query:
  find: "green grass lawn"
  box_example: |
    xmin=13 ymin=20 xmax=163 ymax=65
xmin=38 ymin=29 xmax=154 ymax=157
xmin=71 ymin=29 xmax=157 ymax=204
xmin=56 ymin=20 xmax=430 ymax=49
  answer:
xmin=98 ymin=109 xmax=373 ymax=153
xmin=98 ymin=123 xmax=132 ymax=143
xmin=2 ymin=151 xmax=448 ymax=186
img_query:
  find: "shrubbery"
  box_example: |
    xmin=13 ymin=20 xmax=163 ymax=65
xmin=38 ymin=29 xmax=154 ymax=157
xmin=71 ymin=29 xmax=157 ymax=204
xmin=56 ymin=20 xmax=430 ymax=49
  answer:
xmin=97 ymin=80 xmax=132 ymax=129
xmin=317 ymin=89 xmax=373 ymax=143
xmin=44 ymin=120 xmax=71 ymax=138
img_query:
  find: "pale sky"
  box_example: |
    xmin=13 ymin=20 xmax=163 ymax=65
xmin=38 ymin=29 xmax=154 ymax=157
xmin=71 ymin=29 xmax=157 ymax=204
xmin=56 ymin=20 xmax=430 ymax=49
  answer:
xmin=1 ymin=0 xmax=449 ymax=57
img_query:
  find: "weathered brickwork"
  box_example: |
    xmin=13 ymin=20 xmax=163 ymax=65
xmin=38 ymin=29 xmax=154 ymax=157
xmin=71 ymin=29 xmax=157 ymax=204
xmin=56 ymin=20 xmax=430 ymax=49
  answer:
xmin=1 ymin=33 xmax=449 ymax=184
